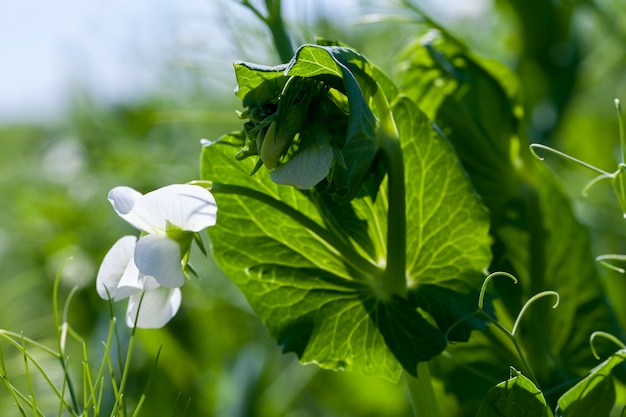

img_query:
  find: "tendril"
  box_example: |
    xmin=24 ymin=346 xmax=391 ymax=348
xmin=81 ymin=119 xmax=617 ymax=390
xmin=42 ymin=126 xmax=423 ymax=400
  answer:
xmin=581 ymin=173 xmax=614 ymax=197
xmin=449 ymin=272 xmax=562 ymax=387
xmin=531 ymin=100 xmax=626 ymax=217
xmin=589 ymin=331 xmax=626 ymax=360
xmin=530 ymin=143 xmax=621 ymax=198
xmin=529 ymin=144 xmax=611 ymax=176
xmin=478 ymin=271 xmax=518 ymax=310
xmin=445 ymin=272 xmax=519 ymax=342
xmin=512 ymin=291 xmax=559 ymax=337
xmin=596 ymin=254 xmax=626 ymax=274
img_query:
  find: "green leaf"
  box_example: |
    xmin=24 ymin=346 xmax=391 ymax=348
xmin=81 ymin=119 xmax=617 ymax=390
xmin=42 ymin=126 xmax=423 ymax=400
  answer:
xmin=555 ymin=350 xmax=626 ymax=417
xmin=393 ymin=98 xmax=492 ymax=341
xmin=234 ymin=61 xmax=288 ymax=106
xmin=314 ymin=41 xmax=399 ymax=103
xmin=204 ymin=44 xmax=492 ymax=382
xmin=201 ymin=133 xmax=446 ymax=381
xmin=287 ymin=44 xmax=342 ymax=78
xmin=397 ymin=33 xmax=521 ymax=220
xmin=476 ymin=367 xmax=554 ymax=417
xmin=398 ymin=31 xmax=624 ymax=411
xmin=307 ymin=191 xmax=379 ymax=261
xmin=246 ymin=267 xmax=447 ymax=379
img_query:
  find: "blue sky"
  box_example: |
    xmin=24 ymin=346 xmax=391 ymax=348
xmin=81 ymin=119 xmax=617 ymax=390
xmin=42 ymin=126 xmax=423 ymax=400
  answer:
xmin=0 ymin=0 xmax=487 ymax=123
xmin=0 ymin=0 xmax=181 ymax=121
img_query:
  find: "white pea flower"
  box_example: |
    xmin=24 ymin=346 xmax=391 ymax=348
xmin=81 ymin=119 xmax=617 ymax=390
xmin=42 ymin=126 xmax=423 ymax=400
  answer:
xmin=96 ymin=184 xmax=217 ymax=328
xmin=97 ymin=235 xmax=182 ymax=328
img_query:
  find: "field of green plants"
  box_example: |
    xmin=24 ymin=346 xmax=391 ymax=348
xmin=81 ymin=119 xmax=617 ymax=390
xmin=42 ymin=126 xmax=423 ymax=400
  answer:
xmin=1 ymin=1 xmax=626 ymax=416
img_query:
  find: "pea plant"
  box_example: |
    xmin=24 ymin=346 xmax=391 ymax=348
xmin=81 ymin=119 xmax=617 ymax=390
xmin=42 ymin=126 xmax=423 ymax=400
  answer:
xmin=3 ymin=1 xmax=626 ymax=416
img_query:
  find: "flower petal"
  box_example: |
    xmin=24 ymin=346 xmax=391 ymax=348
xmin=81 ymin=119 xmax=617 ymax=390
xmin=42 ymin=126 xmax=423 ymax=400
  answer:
xmin=141 ymin=276 xmax=161 ymax=291
xmin=131 ymin=184 xmax=217 ymax=232
xmin=115 ymin=260 xmax=145 ymax=301
xmin=108 ymin=186 xmax=157 ymax=233
xmin=270 ymin=142 xmax=334 ymax=189
xmin=126 ymin=287 xmax=182 ymax=328
xmin=134 ymin=234 xmax=185 ymax=288
xmin=96 ymin=235 xmax=137 ymax=300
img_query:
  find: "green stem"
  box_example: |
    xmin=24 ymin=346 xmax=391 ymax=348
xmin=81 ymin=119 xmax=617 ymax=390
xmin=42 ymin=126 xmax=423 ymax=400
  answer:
xmin=380 ymin=132 xmax=407 ymax=298
xmin=240 ymin=0 xmax=293 ymax=63
xmin=112 ymin=297 xmax=146 ymax=417
xmin=369 ymin=86 xmax=407 ymax=300
xmin=0 ymin=331 xmax=60 ymax=357
xmin=265 ymin=0 xmax=294 ymax=63
xmin=405 ymin=363 xmax=442 ymax=417
xmin=209 ymin=182 xmax=382 ymax=279
xmin=371 ymin=85 xmax=407 ymax=298
xmin=0 ymin=332 xmax=75 ymax=414
xmin=53 ymin=266 xmax=80 ymax=414
xmin=616 ymin=99 xmax=625 ymax=164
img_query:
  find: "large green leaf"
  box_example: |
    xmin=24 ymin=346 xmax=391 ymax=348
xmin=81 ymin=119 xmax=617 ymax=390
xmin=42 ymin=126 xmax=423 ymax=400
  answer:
xmin=203 ymin=42 xmax=493 ymax=381
xmin=476 ymin=368 xmax=554 ymax=417
xmin=201 ymin=133 xmax=446 ymax=381
xmin=201 ymin=95 xmax=492 ymax=379
xmin=393 ymin=98 xmax=492 ymax=340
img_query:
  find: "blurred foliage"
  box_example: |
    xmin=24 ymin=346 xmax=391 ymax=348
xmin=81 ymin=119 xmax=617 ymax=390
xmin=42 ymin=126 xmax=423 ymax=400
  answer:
xmin=0 ymin=91 xmax=411 ymax=416
xmin=1 ymin=0 xmax=626 ymax=416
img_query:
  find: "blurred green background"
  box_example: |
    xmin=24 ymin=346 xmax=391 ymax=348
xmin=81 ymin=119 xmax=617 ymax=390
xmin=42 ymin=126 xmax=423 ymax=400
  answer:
xmin=1 ymin=0 xmax=625 ymax=416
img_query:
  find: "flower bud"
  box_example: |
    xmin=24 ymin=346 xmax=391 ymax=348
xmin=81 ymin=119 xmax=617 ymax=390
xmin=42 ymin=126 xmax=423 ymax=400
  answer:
xmin=270 ymin=140 xmax=335 ymax=189
xmin=262 ymin=122 xmax=294 ymax=169
xmin=260 ymin=100 xmax=309 ymax=169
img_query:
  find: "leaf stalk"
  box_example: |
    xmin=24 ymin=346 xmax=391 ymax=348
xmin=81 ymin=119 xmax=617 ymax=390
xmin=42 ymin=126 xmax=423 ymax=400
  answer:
xmin=371 ymin=86 xmax=408 ymax=299
xmin=380 ymin=131 xmax=407 ymax=298
xmin=405 ymin=363 xmax=443 ymax=417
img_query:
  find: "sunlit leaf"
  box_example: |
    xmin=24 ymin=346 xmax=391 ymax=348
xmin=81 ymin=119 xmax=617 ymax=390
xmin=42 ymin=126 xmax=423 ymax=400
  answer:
xmin=233 ymin=61 xmax=288 ymax=106
xmin=203 ymin=43 xmax=493 ymax=381
xmin=287 ymin=45 xmax=342 ymax=78
xmin=555 ymin=349 xmax=626 ymax=417
xmin=397 ymin=32 xmax=520 ymax=218
xmin=393 ymin=98 xmax=492 ymax=341
xmin=201 ymin=133 xmax=446 ymax=381
xmin=475 ymin=367 xmax=554 ymax=417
